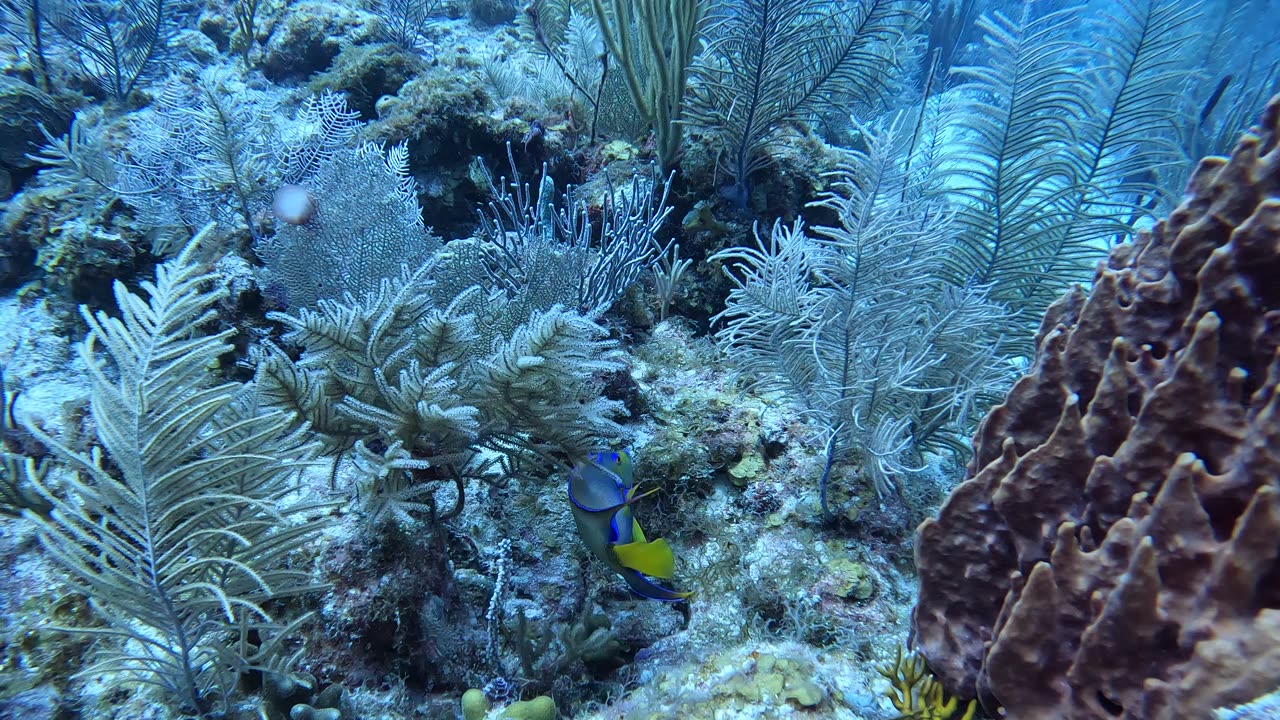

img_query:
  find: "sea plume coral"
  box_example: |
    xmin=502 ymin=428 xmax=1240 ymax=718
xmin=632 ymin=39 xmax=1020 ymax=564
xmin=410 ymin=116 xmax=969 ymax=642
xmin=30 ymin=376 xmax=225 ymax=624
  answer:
xmin=910 ymin=94 xmax=1280 ymax=719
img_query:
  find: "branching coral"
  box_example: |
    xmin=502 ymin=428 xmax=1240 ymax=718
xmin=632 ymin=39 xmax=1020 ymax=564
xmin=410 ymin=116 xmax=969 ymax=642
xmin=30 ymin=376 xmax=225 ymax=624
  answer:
xmin=589 ymin=0 xmax=703 ymax=170
xmin=877 ymin=646 xmax=976 ymax=720
xmin=262 ymin=260 xmax=626 ymax=528
xmin=911 ymin=94 xmax=1280 ymax=719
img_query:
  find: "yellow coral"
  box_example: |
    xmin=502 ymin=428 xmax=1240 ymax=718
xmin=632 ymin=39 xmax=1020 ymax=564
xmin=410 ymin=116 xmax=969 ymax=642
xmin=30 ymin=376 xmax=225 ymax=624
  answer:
xmin=877 ymin=646 xmax=977 ymax=720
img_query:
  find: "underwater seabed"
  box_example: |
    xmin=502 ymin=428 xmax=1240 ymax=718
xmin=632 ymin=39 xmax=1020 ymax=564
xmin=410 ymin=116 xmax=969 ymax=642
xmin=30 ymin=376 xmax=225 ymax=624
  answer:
xmin=0 ymin=302 xmax=929 ymax=719
xmin=10 ymin=162 xmax=1280 ymax=717
xmin=5 ymin=112 xmax=1280 ymax=720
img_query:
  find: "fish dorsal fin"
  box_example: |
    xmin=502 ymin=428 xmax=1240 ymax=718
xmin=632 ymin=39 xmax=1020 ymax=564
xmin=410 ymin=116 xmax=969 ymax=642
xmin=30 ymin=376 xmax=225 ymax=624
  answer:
xmin=613 ymin=538 xmax=676 ymax=579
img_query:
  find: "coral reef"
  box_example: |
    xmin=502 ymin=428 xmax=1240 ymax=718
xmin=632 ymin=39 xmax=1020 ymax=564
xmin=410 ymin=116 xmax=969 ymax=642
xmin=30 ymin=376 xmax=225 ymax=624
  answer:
xmin=498 ymin=695 xmax=556 ymax=719
xmin=261 ymin=669 xmax=347 ymax=720
xmin=367 ymin=53 xmax=536 ymax=236
xmin=308 ymin=43 xmax=426 ymax=118
xmin=461 ymin=688 xmax=488 ymax=720
xmin=581 ymin=642 xmax=830 ymax=719
xmin=911 ymin=95 xmax=1280 ymax=719
xmin=573 ymin=635 xmax=974 ymax=720
xmin=260 ymin=1 xmax=379 ymax=81
xmin=9 ymin=0 xmax=1268 ymax=716
xmin=0 ymin=76 xmax=71 ymax=197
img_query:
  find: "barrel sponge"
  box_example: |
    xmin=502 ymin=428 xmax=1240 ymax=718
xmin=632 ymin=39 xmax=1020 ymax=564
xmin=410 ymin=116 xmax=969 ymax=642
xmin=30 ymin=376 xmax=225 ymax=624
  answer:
xmin=500 ymin=696 xmax=556 ymax=720
xmin=461 ymin=689 xmax=489 ymax=720
xmin=911 ymin=93 xmax=1280 ymax=720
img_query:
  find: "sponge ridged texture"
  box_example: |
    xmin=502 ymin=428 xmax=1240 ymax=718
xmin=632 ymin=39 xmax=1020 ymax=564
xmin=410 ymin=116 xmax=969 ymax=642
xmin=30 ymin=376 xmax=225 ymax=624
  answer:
xmin=911 ymin=94 xmax=1280 ymax=720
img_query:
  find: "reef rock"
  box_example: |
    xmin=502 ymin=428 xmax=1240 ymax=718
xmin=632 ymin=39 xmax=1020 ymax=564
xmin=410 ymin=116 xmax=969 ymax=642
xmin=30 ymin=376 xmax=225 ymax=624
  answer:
xmin=911 ymin=94 xmax=1280 ymax=720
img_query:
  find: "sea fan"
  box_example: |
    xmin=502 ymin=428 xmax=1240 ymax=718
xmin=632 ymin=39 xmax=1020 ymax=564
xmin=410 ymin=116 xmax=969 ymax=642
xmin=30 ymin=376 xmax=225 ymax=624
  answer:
xmin=687 ymin=0 xmax=916 ymax=205
xmin=43 ymin=0 xmax=176 ymax=100
xmin=23 ymin=226 xmax=332 ymax=716
xmin=714 ymin=119 xmax=1012 ymax=512
xmin=940 ymin=0 xmax=1203 ymax=321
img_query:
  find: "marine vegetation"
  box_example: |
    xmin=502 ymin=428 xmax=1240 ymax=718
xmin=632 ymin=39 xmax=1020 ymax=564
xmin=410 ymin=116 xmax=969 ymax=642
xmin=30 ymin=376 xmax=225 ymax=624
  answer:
xmin=713 ymin=118 xmax=1013 ymax=511
xmin=21 ymin=226 xmax=334 ymax=717
xmin=687 ymin=0 xmax=917 ymax=205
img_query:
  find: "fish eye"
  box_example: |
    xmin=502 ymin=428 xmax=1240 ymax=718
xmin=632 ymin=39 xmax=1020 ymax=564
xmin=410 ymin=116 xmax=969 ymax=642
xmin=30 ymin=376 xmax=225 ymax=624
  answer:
xmin=612 ymin=452 xmax=620 ymax=462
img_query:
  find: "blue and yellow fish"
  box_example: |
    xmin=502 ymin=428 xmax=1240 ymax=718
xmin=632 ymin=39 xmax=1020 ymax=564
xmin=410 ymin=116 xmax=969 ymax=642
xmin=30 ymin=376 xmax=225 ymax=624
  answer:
xmin=567 ymin=450 xmax=691 ymax=601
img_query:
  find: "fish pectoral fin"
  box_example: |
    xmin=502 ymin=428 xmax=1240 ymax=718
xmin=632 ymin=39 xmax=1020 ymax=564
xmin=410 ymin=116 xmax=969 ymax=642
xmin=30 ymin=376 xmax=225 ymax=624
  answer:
xmin=590 ymin=486 xmax=659 ymax=516
xmin=613 ymin=538 xmax=676 ymax=579
xmin=624 ymin=484 xmax=659 ymax=503
xmin=631 ymin=517 xmax=648 ymax=544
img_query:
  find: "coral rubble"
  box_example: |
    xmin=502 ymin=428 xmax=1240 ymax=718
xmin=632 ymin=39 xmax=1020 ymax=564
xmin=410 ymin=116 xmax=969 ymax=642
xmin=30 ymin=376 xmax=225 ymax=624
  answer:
xmin=911 ymin=94 xmax=1280 ymax=719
